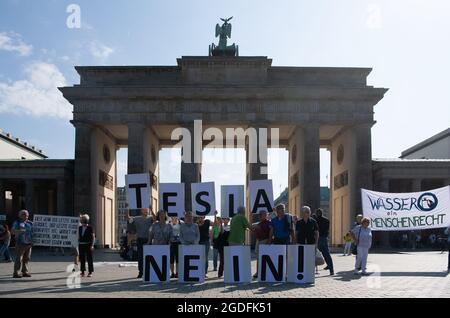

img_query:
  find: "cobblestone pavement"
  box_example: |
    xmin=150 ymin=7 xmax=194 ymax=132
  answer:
xmin=0 ymin=249 xmax=449 ymax=298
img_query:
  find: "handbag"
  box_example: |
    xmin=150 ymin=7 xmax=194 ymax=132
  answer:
xmin=315 ymin=248 xmax=325 ymax=266
xmin=351 ymin=227 xmax=362 ymax=255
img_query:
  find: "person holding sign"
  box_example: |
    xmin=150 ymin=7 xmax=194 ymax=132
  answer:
xmin=128 ymin=208 xmax=155 ymax=279
xmin=228 ymin=206 xmax=252 ymax=246
xmin=350 ymin=217 xmax=372 ymax=275
xmin=12 ymin=210 xmax=33 ymax=278
xmin=211 ymin=216 xmax=222 ymax=272
xmin=78 ymin=214 xmax=95 ymax=278
xmin=269 ymin=204 xmax=294 ymax=245
xmin=197 ymin=216 xmax=212 ymax=276
xmin=217 ymin=217 xmax=230 ymax=278
xmin=253 ymin=210 xmax=271 ymax=279
xmin=179 ymin=212 xmax=200 ymax=245
xmin=170 ymin=217 xmax=181 ymax=278
xmin=148 ymin=211 xmax=173 ymax=245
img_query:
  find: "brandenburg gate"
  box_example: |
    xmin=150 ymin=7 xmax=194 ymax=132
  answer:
xmin=59 ymin=19 xmax=387 ymax=247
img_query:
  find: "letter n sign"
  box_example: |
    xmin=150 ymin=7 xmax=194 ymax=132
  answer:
xmin=143 ymin=245 xmax=170 ymax=283
xmin=125 ymin=173 xmax=151 ymax=210
xmin=258 ymin=244 xmax=286 ymax=282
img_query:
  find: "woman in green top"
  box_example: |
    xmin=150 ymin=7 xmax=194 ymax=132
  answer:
xmin=211 ymin=216 xmax=222 ymax=271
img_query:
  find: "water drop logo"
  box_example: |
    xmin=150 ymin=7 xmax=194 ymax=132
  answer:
xmin=417 ymin=192 xmax=438 ymax=212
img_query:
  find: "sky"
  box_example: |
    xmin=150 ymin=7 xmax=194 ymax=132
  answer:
xmin=0 ymin=0 xmax=449 ymax=206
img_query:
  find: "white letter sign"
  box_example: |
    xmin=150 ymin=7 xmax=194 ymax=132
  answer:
xmin=191 ymin=182 xmax=216 ymax=217
xmin=143 ymin=245 xmax=170 ymax=283
xmin=159 ymin=183 xmax=185 ymax=218
xmin=221 ymin=185 xmax=244 ymax=218
xmin=125 ymin=173 xmax=151 ymax=210
xmin=249 ymin=179 xmax=274 ymax=214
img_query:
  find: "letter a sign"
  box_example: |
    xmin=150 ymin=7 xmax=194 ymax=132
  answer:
xmin=125 ymin=173 xmax=151 ymax=210
xmin=249 ymin=180 xmax=274 ymax=214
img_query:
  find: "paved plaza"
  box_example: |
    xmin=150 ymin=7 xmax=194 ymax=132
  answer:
xmin=0 ymin=249 xmax=449 ymax=298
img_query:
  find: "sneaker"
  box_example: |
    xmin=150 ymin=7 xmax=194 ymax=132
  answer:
xmin=22 ymin=273 xmax=31 ymax=278
xmin=330 ymin=270 xmax=334 ymax=276
xmin=80 ymin=272 xmax=85 ymax=277
xmin=218 ymin=274 xmax=223 ymax=278
xmin=323 ymin=266 xmax=329 ymax=270
xmin=13 ymin=273 xmax=22 ymax=278
xmin=87 ymin=272 xmax=92 ymax=278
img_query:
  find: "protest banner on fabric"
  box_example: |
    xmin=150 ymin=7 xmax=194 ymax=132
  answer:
xmin=287 ymin=245 xmax=315 ymax=284
xmin=143 ymin=245 xmax=170 ymax=283
xmin=125 ymin=173 xmax=151 ymax=210
xmin=258 ymin=244 xmax=286 ymax=282
xmin=221 ymin=185 xmax=244 ymax=218
xmin=178 ymin=245 xmax=205 ymax=283
xmin=249 ymin=180 xmax=274 ymax=214
xmin=159 ymin=183 xmax=185 ymax=218
xmin=224 ymin=245 xmax=252 ymax=283
xmin=362 ymin=186 xmax=450 ymax=231
xmin=191 ymin=182 xmax=216 ymax=217
xmin=32 ymin=215 xmax=79 ymax=247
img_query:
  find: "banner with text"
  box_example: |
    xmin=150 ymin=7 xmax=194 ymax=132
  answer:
xmin=362 ymin=186 xmax=450 ymax=231
xmin=125 ymin=173 xmax=151 ymax=210
xmin=33 ymin=215 xmax=79 ymax=247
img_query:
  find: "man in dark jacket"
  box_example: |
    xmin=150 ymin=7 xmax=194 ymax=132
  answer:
xmin=316 ymin=208 xmax=334 ymax=275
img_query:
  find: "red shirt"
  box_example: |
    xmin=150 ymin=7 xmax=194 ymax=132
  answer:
xmin=255 ymin=219 xmax=271 ymax=241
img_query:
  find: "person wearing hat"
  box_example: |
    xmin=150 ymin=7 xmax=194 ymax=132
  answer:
xmin=253 ymin=210 xmax=271 ymax=278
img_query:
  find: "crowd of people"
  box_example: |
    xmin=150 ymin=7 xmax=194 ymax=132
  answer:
xmin=1 ymin=205 xmax=450 ymax=280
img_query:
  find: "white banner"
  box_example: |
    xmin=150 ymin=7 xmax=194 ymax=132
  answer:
xmin=143 ymin=245 xmax=170 ymax=283
xmin=287 ymin=245 xmax=315 ymax=284
xmin=191 ymin=182 xmax=216 ymax=217
xmin=159 ymin=183 xmax=185 ymax=218
xmin=224 ymin=246 xmax=252 ymax=283
xmin=32 ymin=215 xmax=79 ymax=247
xmin=362 ymin=186 xmax=450 ymax=231
xmin=221 ymin=185 xmax=244 ymax=218
xmin=249 ymin=180 xmax=274 ymax=214
xmin=125 ymin=173 xmax=151 ymax=210
xmin=258 ymin=244 xmax=286 ymax=282
xmin=178 ymin=245 xmax=205 ymax=283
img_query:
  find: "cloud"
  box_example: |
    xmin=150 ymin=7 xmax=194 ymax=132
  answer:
xmin=0 ymin=32 xmax=33 ymax=56
xmin=0 ymin=62 xmax=72 ymax=119
xmin=89 ymin=41 xmax=114 ymax=64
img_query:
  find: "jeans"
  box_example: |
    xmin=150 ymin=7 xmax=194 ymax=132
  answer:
xmin=136 ymin=237 xmax=148 ymax=275
xmin=318 ymin=237 xmax=334 ymax=271
xmin=0 ymin=243 xmax=12 ymax=261
xmin=200 ymin=241 xmax=210 ymax=274
xmin=212 ymin=248 xmax=219 ymax=270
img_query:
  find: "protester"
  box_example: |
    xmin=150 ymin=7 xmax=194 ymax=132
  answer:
xmin=179 ymin=211 xmax=200 ymax=245
xmin=269 ymin=204 xmax=294 ymax=245
xmin=211 ymin=215 xmax=222 ymax=272
xmin=197 ymin=216 xmax=212 ymax=276
xmin=253 ymin=210 xmax=271 ymax=278
xmin=351 ymin=217 xmax=372 ymax=275
xmin=148 ymin=210 xmax=173 ymax=245
xmin=78 ymin=214 xmax=95 ymax=278
xmin=315 ymin=208 xmax=334 ymax=275
xmin=228 ymin=206 xmax=252 ymax=246
xmin=343 ymin=231 xmax=353 ymax=256
xmin=217 ymin=217 xmax=230 ymax=278
xmin=295 ymin=206 xmax=319 ymax=245
xmin=71 ymin=216 xmax=81 ymax=272
xmin=127 ymin=208 xmax=154 ymax=279
xmin=169 ymin=217 xmax=181 ymax=278
xmin=12 ymin=210 xmax=33 ymax=278
xmin=0 ymin=223 xmax=13 ymax=262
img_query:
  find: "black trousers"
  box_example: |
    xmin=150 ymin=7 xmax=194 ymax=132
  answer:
xmin=137 ymin=237 xmax=147 ymax=275
xmin=79 ymin=244 xmax=94 ymax=273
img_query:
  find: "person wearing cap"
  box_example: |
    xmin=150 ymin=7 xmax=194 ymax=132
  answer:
xmin=253 ymin=210 xmax=271 ymax=278
xmin=228 ymin=206 xmax=252 ymax=246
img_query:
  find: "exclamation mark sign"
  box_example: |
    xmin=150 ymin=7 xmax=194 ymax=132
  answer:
xmin=297 ymin=245 xmax=304 ymax=280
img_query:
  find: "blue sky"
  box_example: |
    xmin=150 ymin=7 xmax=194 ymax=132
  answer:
xmin=1 ymin=0 xmax=450 ymax=203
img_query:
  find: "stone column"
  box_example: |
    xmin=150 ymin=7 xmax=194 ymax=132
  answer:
xmin=412 ymin=179 xmax=422 ymax=192
xmin=57 ymin=179 xmax=66 ymax=215
xmin=73 ymin=122 xmax=93 ymax=215
xmin=353 ymin=124 xmax=373 ymax=216
xmin=301 ymin=124 xmax=321 ymax=211
xmin=25 ymin=179 xmax=34 ymax=212
xmin=127 ymin=122 xmax=146 ymax=174
xmin=180 ymin=124 xmax=202 ymax=211
xmin=0 ymin=180 xmax=5 ymax=214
